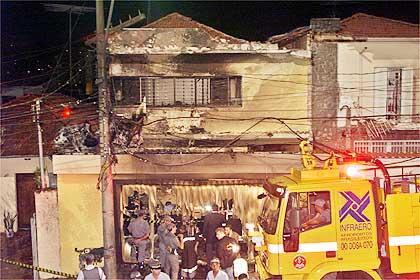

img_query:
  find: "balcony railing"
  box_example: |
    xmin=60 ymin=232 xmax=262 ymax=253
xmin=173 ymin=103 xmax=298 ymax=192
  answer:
xmin=354 ymin=140 xmax=420 ymax=154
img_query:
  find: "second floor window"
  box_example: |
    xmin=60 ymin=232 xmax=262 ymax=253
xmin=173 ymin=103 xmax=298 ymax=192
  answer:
xmin=386 ymin=68 xmax=402 ymax=120
xmin=111 ymin=76 xmax=242 ymax=107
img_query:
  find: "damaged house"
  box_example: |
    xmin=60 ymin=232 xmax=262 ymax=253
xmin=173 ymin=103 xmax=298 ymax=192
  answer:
xmin=52 ymin=12 xmax=312 ymax=273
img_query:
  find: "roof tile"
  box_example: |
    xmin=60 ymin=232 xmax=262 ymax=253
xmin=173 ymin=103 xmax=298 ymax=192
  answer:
xmin=144 ymin=12 xmax=246 ymax=44
xmin=339 ymin=13 xmax=419 ymax=38
xmin=269 ymin=12 xmax=419 ymax=44
xmin=1 ymin=94 xmax=98 ymax=156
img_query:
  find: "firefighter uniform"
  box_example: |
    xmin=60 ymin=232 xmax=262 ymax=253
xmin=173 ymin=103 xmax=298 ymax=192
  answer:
xmin=157 ymin=221 xmax=170 ymax=273
xmin=128 ymin=214 xmax=150 ymax=263
xmin=181 ymin=235 xmax=198 ymax=279
xmin=165 ymin=231 xmax=181 ymax=280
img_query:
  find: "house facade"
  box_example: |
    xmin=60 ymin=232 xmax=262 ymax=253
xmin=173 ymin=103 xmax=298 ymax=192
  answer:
xmin=270 ymin=13 xmax=420 ymax=157
xmin=52 ymin=12 xmax=312 ymax=273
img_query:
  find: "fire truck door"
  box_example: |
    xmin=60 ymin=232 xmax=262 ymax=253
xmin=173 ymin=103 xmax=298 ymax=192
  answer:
xmin=281 ymin=191 xmax=338 ymax=275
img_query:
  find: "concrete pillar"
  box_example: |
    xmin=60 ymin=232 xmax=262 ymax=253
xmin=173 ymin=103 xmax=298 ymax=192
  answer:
xmin=310 ymin=18 xmax=341 ymax=148
xmin=34 ymin=190 xmax=61 ymax=279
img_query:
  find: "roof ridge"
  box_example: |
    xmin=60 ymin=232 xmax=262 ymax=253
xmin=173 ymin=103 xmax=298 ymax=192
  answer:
xmin=143 ymin=12 xmax=187 ymax=28
xmin=144 ymin=12 xmax=246 ymax=43
xmin=268 ymin=25 xmax=310 ymax=41
xmin=341 ymin=12 xmax=419 ymax=27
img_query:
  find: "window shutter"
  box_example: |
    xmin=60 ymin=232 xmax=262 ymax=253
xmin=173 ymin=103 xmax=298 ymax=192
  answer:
xmin=401 ymin=68 xmax=413 ymax=121
xmin=374 ymin=68 xmax=387 ymax=117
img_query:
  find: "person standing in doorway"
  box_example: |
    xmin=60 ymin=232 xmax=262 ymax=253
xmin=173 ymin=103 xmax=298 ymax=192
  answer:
xmin=165 ymin=224 xmax=182 ymax=280
xmin=128 ymin=209 xmax=150 ymax=265
xmin=180 ymin=224 xmax=199 ymax=280
xmin=77 ymin=254 xmax=106 ymax=280
xmin=203 ymin=204 xmax=226 ymax=262
xmin=157 ymin=215 xmax=172 ymax=273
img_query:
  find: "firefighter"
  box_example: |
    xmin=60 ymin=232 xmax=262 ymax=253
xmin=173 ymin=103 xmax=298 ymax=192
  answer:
xmin=180 ymin=224 xmax=199 ymax=280
xmin=302 ymin=198 xmax=331 ymax=229
xmin=157 ymin=215 xmax=172 ymax=273
xmin=165 ymin=224 xmax=182 ymax=280
xmin=128 ymin=209 xmax=150 ymax=265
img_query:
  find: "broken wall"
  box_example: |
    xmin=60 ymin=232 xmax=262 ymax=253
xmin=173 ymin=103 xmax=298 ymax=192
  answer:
xmin=110 ymin=52 xmax=310 ymax=142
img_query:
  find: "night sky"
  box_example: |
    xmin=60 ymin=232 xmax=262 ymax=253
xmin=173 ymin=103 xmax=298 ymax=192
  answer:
xmin=1 ymin=1 xmax=419 ymax=89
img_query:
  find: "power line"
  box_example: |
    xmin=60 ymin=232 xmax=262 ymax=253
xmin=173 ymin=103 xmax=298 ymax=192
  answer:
xmin=0 ymin=57 xmax=86 ymax=86
xmin=0 ymin=71 xmax=84 ymax=110
xmin=145 ymin=63 xmax=419 ymax=93
xmin=0 ymin=112 xmax=99 ymax=135
xmin=44 ymin=6 xmax=86 ymax=93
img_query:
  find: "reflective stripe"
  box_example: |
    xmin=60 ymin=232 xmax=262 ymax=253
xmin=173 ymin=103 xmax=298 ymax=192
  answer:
xmin=268 ymin=242 xmax=337 ymax=254
xmin=389 ymin=235 xmax=420 ymax=246
xmin=299 ymin=242 xmax=337 ymax=252
xmin=268 ymin=244 xmax=284 ymax=253
xmin=252 ymin=236 xmax=263 ymax=243
xmin=183 ymin=237 xmax=196 ymax=242
xmin=181 ymin=266 xmax=197 ymax=273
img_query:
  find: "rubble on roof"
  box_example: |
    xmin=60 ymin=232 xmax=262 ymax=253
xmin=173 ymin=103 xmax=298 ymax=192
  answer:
xmin=111 ymin=115 xmax=145 ymax=151
xmin=54 ymin=123 xmax=99 ymax=154
xmin=108 ymin=28 xmax=306 ymax=57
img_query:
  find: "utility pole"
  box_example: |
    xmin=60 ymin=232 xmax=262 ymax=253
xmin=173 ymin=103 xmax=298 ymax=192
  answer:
xmin=32 ymin=99 xmax=47 ymax=189
xmin=96 ymin=0 xmax=117 ymax=277
xmin=69 ymin=7 xmax=72 ymax=96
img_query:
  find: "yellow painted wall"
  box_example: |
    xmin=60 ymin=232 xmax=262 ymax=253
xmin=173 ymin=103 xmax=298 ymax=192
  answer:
xmin=57 ymin=174 xmax=103 ymax=274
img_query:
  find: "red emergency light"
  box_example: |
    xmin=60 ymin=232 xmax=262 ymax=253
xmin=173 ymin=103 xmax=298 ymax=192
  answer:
xmin=61 ymin=106 xmax=72 ymax=119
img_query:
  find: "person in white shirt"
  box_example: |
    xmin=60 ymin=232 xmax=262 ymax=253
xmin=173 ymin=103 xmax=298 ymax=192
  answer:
xmin=206 ymin=257 xmax=229 ymax=280
xmin=144 ymin=262 xmax=170 ymax=280
xmin=77 ymin=254 xmax=106 ymax=280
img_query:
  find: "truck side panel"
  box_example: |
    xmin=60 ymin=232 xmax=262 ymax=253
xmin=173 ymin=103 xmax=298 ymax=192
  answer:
xmin=335 ymin=183 xmax=380 ymax=271
xmin=387 ymin=193 xmax=420 ymax=274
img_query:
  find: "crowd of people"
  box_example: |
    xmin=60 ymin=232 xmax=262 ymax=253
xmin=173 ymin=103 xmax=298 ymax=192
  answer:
xmin=77 ymin=203 xmax=250 ymax=279
xmin=125 ymin=203 xmax=249 ymax=280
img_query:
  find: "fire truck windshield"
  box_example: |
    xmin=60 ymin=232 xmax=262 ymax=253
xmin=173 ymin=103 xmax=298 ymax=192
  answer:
xmin=258 ymin=194 xmax=281 ymax=234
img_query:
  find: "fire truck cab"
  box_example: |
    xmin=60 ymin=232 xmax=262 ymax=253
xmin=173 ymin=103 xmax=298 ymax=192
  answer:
xmin=252 ymin=143 xmax=420 ymax=280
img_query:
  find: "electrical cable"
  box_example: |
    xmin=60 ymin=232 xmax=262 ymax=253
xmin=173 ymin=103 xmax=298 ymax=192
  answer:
xmin=0 ymin=93 xmax=98 ymax=120
xmin=44 ymin=3 xmax=86 ymax=93
xmin=141 ymin=63 xmax=419 ymax=93
xmin=384 ymin=157 xmax=419 ymax=166
xmin=0 ymin=71 xmax=84 ymax=110
xmin=124 ymin=117 xmax=308 ymax=167
xmin=0 ymin=57 xmax=86 ymax=86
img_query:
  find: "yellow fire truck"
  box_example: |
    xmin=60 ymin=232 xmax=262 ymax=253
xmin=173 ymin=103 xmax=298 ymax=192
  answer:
xmin=251 ymin=141 xmax=419 ymax=280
